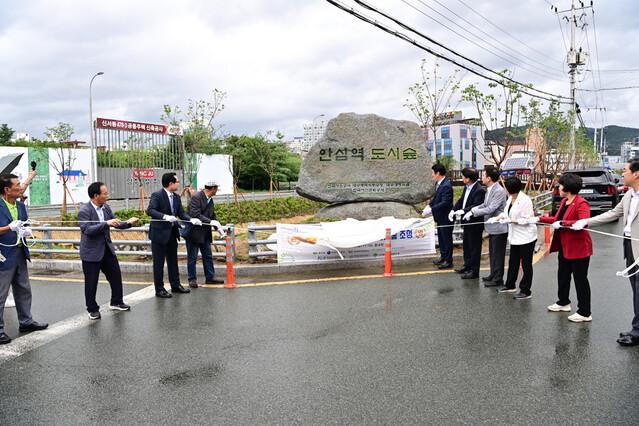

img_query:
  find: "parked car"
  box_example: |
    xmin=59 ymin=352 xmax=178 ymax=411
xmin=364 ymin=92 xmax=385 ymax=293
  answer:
xmin=552 ymin=167 xmax=620 ymax=215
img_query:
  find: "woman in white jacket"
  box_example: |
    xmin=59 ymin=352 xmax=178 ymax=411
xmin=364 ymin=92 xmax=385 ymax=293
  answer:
xmin=489 ymin=177 xmax=538 ymax=299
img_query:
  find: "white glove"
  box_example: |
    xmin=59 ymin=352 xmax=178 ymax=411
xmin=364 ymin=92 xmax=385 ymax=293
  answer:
xmin=8 ymin=220 xmax=22 ymax=232
xmin=571 ymin=219 xmax=588 ymax=231
xmin=448 ymin=210 xmax=456 ymax=222
xmin=552 ymin=221 xmax=562 ymax=230
xmin=217 ymin=229 xmax=226 ymax=239
xmin=499 ymin=217 xmax=511 ymax=224
xmin=421 ymin=206 xmax=432 ymax=217
xmin=455 ymin=209 xmax=465 ymax=218
xmin=210 ymin=220 xmax=222 ymax=230
xmin=526 ymin=217 xmax=540 ymax=224
xmin=463 ymin=211 xmax=473 ymax=221
xmin=517 ymin=218 xmax=530 ymax=225
xmin=485 ymin=217 xmax=498 ymax=224
xmin=163 ymin=215 xmax=178 ymax=223
xmin=190 ymin=218 xmax=202 ymax=226
xmin=18 ymin=227 xmax=33 ymax=238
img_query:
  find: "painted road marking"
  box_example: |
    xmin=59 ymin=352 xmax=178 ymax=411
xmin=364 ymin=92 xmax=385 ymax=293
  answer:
xmin=0 ymin=285 xmax=156 ymax=365
xmin=31 ymin=247 xmax=547 ymax=289
xmin=2 ymin=248 xmax=549 ymax=363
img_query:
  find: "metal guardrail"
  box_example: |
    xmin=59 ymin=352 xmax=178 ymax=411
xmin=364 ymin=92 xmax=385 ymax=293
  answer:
xmin=28 ymin=223 xmax=235 ymax=259
xmin=247 ymin=222 xmax=464 ymax=262
xmin=530 ymin=190 xmax=553 ymax=215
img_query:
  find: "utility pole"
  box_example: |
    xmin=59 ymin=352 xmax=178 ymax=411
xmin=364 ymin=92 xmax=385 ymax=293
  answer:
xmin=558 ymin=1 xmax=590 ymax=169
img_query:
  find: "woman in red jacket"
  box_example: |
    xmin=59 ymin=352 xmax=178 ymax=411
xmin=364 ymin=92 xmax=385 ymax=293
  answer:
xmin=530 ymin=173 xmax=594 ymax=322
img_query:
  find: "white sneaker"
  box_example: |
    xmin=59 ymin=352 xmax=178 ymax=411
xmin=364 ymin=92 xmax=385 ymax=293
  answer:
xmin=548 ymin=303 xmax=571 ymax=312
xmin=568 ymin=313 xmax=592 ymax=322
xmin=4 ymin=293 xmax=15 ymax=308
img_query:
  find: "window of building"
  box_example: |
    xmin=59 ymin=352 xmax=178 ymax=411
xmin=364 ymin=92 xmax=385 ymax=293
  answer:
xmin=441 ymin=126 xmax=450 ymax=139
xmin=465 ymin=139 xmax=470 ymax=150
xmin=460 ymin=126 xmax=467 ymax=138
xmin=472 ymin=127 xmax=477 ymax=139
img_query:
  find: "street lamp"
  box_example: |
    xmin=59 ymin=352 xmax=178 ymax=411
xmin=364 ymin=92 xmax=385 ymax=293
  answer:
xmin=89 ymin=72 xmax=104 ymax=181
xmin=313 ymin=113 xmax=325 ymax=122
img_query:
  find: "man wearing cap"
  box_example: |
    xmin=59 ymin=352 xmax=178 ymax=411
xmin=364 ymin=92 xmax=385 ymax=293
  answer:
xmin=185 ymin=180 xmax=226 ymax=287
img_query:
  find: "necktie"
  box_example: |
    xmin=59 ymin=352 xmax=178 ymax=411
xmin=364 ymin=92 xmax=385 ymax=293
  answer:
xmin=96 ymin=207 xmax=104 ymax=222
xmin=169 ymin=194 xmax=174 ymax=215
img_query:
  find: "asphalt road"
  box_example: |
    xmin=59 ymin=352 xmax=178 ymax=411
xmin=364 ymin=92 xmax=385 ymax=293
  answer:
xmin=1 ymin=219 xmax=638 ymax=425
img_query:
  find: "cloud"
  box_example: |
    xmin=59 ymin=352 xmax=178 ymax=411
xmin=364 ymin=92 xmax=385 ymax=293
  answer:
xmin=1 ymin=0 xmax=638 ymax=146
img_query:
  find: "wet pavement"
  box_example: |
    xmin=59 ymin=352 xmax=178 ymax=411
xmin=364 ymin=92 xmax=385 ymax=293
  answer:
xmin=1 ymin=219 xmax=638 ymax=424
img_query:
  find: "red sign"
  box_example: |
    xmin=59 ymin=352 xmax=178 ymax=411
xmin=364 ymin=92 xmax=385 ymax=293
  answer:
xmin=133 ymin=169 xmax=155 ymax=178
xmin=96 ymin=118 xmax=181 ymax=135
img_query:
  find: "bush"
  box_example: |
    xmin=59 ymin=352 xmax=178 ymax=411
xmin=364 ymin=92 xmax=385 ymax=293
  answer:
xmin=215 ymin=197 xmax=326 ymax=224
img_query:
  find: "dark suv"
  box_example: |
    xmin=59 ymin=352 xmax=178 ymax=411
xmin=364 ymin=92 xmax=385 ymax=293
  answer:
xmin=552 ymin=167 xmax=620 ymax=215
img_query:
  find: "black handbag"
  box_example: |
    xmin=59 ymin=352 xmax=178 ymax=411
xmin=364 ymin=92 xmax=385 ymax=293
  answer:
xmin=179 ymin=222 xmax=194 ymax=239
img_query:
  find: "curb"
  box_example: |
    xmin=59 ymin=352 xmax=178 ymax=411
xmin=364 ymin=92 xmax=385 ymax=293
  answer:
xmin=30 ymin=253 xmax=470 ymax=277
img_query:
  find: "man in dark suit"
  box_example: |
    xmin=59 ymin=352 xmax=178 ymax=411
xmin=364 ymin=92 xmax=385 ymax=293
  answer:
xmin=185 ymin=180 xmax=225 ymax=288
xmin=147 ymin=172 xmax=201 ymax=298
xmin=79 ymin=182 xmax=140 ymax=320
xmin=450 ymin=167 xmax=485 ymax=279
xmin=423 ymin=163 xmax=454 ymax=269
xmin=0 ymin=174 xmax=48 ymax=345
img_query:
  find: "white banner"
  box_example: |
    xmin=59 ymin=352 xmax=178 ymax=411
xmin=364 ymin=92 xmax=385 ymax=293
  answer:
xmin=276 ymin=217 xmax=436 ymax=264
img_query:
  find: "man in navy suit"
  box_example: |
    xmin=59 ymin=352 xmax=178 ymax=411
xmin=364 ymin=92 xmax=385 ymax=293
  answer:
xmin=450 ymin=167 xmax=485 ymax=279
xmin=0 ymin=174 xmax=48 ymax=345
xmin=147 ymin=172 xmax=202 ymax=298
xmin=79 ymin=182 xmax=140 ymax=320
xmin=423 ymin=163 xmax=454 ymax=269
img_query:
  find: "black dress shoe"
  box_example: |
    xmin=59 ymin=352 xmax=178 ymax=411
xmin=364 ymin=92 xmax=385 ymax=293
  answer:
xmin=171 ymin=285 xmax=190 ymax=294
xmin=438 ymin=262 xmax=453 ymax=270
xmin=484 ymin=281 xmax=501 ymax=287
xmin=19 ymin=321 xmax=49 ymax=332
xmin=155 ymin=289 xmax=172 ymax=298
xmin=432 ymin=258 xmax=444 ymax=265
xmin=461 ymin=271 xmax=479 ymax=279
xmin=188 ymin=280 xmax=199 ymax=289
xmin=617 ymin=335 xmax=639 ymax=346
xmin=0 ymin=332 xmax=11 ymax=344
xmin=454 ymin=266 xmax=470 ymax=274
xmin=620 ymin=331 xmax=632 ymax=338
xmin=482 ymin=276 xmax=494 ymax=282
xmin=205 ymin=278 xmax=225 ymax=284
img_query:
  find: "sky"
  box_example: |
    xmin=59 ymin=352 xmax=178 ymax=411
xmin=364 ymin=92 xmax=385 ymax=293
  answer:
xmin=1 ymin=0 xmax=639 ymax=144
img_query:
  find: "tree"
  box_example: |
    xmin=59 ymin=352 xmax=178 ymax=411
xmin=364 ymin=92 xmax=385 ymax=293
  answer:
xmin=161 ymin=89 xmax=226 ymax=197
xmin=0 ymin=124 xmax=14 ymax=145
xmin=404 ymin=59 xmax=464 ymax=160
xmin=462 ymin=70 xmax=530 ymax=169
xmin=522 ymin=100 xmax=599 ymax=189
xmin=41 ymin=122 xmax=76 ymax=215
xmin=246 ymin=133 xmax=292 ymax=199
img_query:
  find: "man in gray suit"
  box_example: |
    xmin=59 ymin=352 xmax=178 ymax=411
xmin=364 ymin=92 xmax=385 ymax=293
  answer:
xmin=463 ymin=166 xmax=508 ymax=287
xmin=573 ymin=159 xmax=639 ymax=346
xmin=79 ymin=182 xmax=139 ymax=320
xmin=185 ymin=180 xmax=225 ymax=288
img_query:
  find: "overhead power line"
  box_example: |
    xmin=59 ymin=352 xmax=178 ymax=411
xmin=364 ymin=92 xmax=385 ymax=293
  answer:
xmin=403 ymin=0 xmax=566 ymax=80
xmin=456 ymin=0 xmax=564 ymax=66
xmin=330 ymin=0 xmax=569 ymax=103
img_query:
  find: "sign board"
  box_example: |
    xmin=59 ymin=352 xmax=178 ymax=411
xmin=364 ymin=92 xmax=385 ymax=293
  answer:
xmin=96 ymin=117 xmax=182 ymax=135
xmin=133 ymin=168 xmax=155 ymax=178
xmin=276 ymin=218 xmax=436 ymax=264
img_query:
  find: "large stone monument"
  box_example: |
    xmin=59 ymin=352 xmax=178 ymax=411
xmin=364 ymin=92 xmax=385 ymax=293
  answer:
xmin=296 ymin=113 xmax=435 ymax=220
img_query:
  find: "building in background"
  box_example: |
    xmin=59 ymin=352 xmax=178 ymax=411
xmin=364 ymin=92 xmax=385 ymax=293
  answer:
xmin=426 ymin=111 xmax=485 ymax=169
xmin=302 ymin=119 xmax=327 ymax=152
xmin=286 ymin=136 xmax=305 ymax=154
xmin=621 ymin=140 xmax=639 ymax=163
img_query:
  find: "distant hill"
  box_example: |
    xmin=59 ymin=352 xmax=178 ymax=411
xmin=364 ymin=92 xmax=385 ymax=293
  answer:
xmin=486 ymin=125 xmax=639 ymax=156
xmin=584 ymin=125 xmax=639 ymax=156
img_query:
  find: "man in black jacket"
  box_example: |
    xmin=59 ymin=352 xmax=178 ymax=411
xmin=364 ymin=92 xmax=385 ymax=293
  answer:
xmin=146 ymin=172 xmax=201 ymax=298
xmin=185 ymin=180 xmax=225 ymax=287
xmin=450 ymin=167 xmax=485 ymax=279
